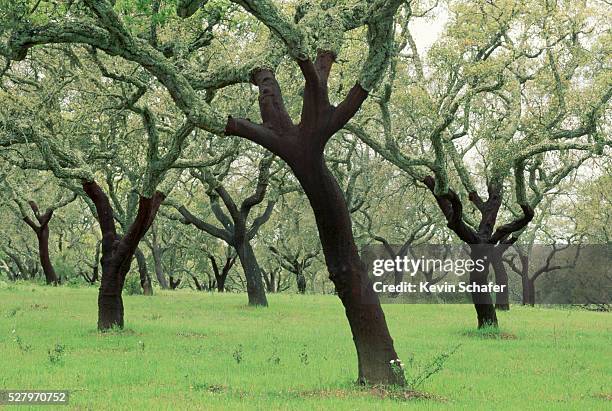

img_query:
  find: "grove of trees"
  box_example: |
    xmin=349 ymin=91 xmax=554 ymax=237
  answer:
xmin=0 ymin=0 xmax=609 ymax=387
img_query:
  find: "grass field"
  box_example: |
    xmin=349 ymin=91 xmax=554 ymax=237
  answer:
xmin=0 ymin=283 xmax=610 ymax=410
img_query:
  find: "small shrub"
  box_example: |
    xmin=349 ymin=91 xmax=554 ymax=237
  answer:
xmin=5 ymin=307 xmax=20 ymax=318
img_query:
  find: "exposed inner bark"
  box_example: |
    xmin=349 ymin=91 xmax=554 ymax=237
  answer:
xmin=82 ymin=180 xmax=163 ymax=330
xmin=225 ymin=51 xmax=404 ymax=385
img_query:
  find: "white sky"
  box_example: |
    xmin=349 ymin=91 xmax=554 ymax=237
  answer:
xmin=408 ymin=5 xmax=449 ymax=55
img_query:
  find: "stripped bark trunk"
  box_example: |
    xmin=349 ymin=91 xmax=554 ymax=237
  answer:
xmin=235 ymin=242 xmax=268 ymax=306
xmin=224 ymin=53 xmax=404 ymax=385
xmin=83 ymin=181 xmax=163 ymax=330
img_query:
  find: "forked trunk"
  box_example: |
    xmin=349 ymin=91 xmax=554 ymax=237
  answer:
xmin=235 ymin=242 xmax=268 ymax=307
xmin=294 ymin=158 xmax=404 ymax=386
xmin=83 ymin=181 xmax=163 ymax=331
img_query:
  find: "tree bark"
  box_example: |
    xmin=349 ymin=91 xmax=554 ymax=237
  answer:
xmin=149 ymin=230 xmax=169 ymax=289
xmin=491 ymin=251 xmax=510 ymax=311
xmin=21 ymin=206 xmax=58 ymax=285
xmin=235 ymin=242 xmax=268 ymax=306
xmin=469 ymin=246 xmax=498 ymax=328
xmin=294 ymin=158 xmax=403 ymax=385
xmin=296 ymin=270 xmax=307 ymax=294
xmin=35 ymin=224 xmax=58 ymax=286
xmin=522 ymin=276 xmax=535 ymax=306
xmin=83 ymin=181 xmax=163 ymax=330
xmin=135 ymin=248 xmax=153 ymax=296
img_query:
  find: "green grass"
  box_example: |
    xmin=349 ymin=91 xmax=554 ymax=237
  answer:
xmin=0 ymin=283 xmax=610 ymax=410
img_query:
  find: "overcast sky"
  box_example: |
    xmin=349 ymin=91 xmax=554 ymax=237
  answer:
xmin=408 ymin=5 xmax=449 ymax=55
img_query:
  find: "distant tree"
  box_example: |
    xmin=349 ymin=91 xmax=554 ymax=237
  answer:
xmin=167 ymin=153 xmax=279 ymax=306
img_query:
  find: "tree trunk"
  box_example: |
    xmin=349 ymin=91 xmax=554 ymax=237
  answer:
xmin=83 ymin=181 xmax=163 ymax=331
xmin=36 ymin=225 xmax=58 ymax=285
xmin=97 ymin=261 xmax=128 ymax=330
xmin=294 ymin=158 xmax=404 ymax=386
xmin=491 ymin=251 xmax=509 ymax=311
xmin=296 ymin=270 xmax=306 ymax=294
xmin=135 ymin=249 xmax=153 ymax=296
xmin=216 ymin=274 xmax=226 ymax=292
xmin=469 ymin=246 xmax=498 ymax=328
xmin=522 ymin=276 xmax=536 ymax=306
xmin=151 ymin=245 xmax=169 ymax=289
xmin=235 ymin=242 xmax=268 ymax=306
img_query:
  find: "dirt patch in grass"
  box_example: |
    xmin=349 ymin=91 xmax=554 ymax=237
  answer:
xmin=30 ymin=303 xmax=48 ymax=310
xmin=191 ymin=383 xmax=228 ymax=393
xmin=177 ymin=331 xmax=207 ymax=338
xmin=300 ymin=387 xmax=444 ymax=402
xmin=88 ymin=328 xmax=140 ymax=336
xmin=593 ymin=393 xmax=611 ymax=401
xmin=464 ymin=329 xmax=517 ymax=340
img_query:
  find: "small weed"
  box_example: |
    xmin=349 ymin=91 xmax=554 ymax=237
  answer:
xmin=268 ymin=348 xmax=281 ymax=365
xmin=406 ymin=344 xmax=461 ymax=389
xmin=191 ymin=382 xmax=227 ymax=393
xmin=5 ymin=307 xmax=20 ymax=318
xmin=11 ymin=330 xmax=32 ymax=352
xmin=47 ymin=343 xmax=66 ymax=365
xmin=232 ymin=344 xmax=243 ymax=364
xmin=299 ymin=345 xmax=309 ymax=365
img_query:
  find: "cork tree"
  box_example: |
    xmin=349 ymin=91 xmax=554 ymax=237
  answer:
xmin=0 ymin=48 xmax=228 ymax=329
xmin=352 ymin=0 xmax=611 ymax=326
xmin=165 ymin=152 xmax=280 ymax=306
xmin=9 ymin=187 xmax=76 ymax=285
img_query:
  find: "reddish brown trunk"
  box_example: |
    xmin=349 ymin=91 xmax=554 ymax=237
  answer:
xmin=225 ymin=52 xmax=403 ymax=385
xmin=36 ymin=224 xmax=58 ymax=286
xmin=83 ymin=181 xmax=163 ymax=330
xmin=469 ymin=246 xmax=498 ymax=328
xmin=22 ymin=206 xmax=58 ymax=286
xmin=294 ymin=159 xmax=403 ymax=385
